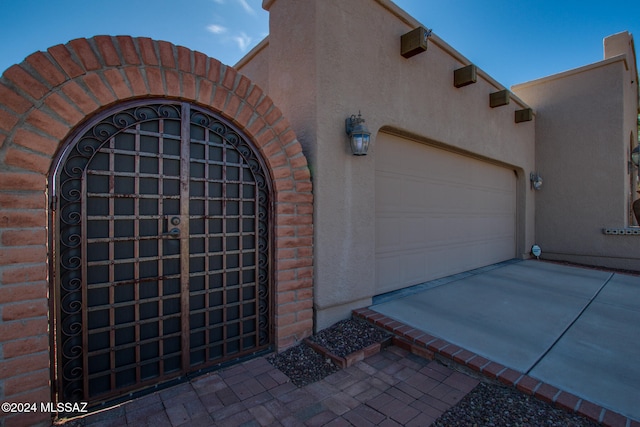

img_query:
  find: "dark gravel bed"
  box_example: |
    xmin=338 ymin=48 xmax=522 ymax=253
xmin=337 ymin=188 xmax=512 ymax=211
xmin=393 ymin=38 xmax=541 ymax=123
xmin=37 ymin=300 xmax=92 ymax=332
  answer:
xmin=307 ymin=318 xmax=392 ymax=357
xmin=433 ymin=382 xmax=599 ymax=427
xmin=266 ymin=341 xmax=339 ymax=386
xmin=267 ymin=318 xmax=390 ymax=386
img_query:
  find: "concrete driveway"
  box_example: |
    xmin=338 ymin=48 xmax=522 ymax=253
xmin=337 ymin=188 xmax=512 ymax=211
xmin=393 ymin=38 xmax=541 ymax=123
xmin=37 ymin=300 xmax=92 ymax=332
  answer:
xmin=370 ymin=260 xmax=640 ymax=421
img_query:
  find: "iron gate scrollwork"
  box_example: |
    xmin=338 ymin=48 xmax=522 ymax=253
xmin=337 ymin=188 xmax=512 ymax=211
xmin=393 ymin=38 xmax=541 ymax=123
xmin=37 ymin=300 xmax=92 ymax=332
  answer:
xmin=51 ymin=100 xmax=272 ymax=404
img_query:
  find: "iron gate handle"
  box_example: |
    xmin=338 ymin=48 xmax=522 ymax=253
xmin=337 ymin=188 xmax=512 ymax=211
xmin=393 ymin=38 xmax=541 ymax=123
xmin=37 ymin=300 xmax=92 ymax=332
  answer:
xmin=162 ymin=216 xmax=181 ymax=238
xmin=162 ymin=228 xmax=181 ymax=238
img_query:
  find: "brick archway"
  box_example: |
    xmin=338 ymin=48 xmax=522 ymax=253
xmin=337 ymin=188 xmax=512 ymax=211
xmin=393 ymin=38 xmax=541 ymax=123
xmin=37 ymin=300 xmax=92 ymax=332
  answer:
xmin=0 ymin=36 xmax=312 ymax=426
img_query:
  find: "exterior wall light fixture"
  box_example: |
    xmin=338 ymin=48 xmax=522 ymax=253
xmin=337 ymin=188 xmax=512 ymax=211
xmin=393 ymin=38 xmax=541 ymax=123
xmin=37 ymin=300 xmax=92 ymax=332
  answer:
xmin=531 ymin=244 xmax=542 ymax=259
xmin=631 ymin=146 xmax=639 ymax=168
xmin=530 ymin=172 xmax=543 ymax=190
xmin=345 ymin=112 xmax=371 ymax=156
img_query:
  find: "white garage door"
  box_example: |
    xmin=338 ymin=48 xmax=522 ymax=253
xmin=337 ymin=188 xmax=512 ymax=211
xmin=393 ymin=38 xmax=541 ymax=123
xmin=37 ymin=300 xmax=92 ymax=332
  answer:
xmin=375 ymin=133 xmax=516 ymax=295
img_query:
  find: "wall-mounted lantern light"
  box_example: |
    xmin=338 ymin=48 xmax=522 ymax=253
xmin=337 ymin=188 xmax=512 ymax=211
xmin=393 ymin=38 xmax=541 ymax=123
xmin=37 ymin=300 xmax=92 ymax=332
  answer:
xmin=530 ymin=172 xmax=543 ymax=190
xmin=631 ymin=146 xmax=639 ymax=168
xmin=345 ymin=112 xmax=371 ymax=156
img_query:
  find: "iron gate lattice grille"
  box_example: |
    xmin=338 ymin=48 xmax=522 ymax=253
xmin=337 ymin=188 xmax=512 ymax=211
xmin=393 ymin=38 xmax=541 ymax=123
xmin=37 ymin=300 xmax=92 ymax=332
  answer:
xmin=52 ymin=101 xmax=272 ymax=404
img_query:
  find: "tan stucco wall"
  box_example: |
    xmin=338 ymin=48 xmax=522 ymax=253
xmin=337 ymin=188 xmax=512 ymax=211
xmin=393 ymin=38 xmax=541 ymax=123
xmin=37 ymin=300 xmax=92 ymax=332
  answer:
xmin=244 ymin=0 xmax=537 ymax=329
xmin=513 ymin=32 xmax=639 ymax=270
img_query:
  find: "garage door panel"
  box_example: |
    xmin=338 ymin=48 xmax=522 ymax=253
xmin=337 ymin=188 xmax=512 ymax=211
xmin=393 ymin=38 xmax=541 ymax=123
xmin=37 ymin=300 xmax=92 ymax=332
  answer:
xmin=376 ymin=215 xmax=401 ymax=252
xmin=376 ymin=172 xmax=404 ymax=210
xmin=428 ymin=215 xmax=466 ymax=243
xmin=401 ymin=217 xmax=428 ymax=247
xmin=403 ymin=178 xmax=429 ymax=210
xmin=376 ymin=255 xmax=402 ymax=291
xmin=400 ymin=252 xmax=428 ymax=284
xmin=479 ymin=191 xmax=513 ymax=213
xmin=375 ymin=133 xmax=516 ymax=294
xmin=375 ymin=239 xmax=515 ymax=295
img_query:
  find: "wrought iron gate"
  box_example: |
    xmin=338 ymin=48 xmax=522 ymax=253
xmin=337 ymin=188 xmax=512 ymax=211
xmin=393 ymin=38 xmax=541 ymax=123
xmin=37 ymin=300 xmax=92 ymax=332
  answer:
xmin=51 ymin=100 xmax=272 ymax=404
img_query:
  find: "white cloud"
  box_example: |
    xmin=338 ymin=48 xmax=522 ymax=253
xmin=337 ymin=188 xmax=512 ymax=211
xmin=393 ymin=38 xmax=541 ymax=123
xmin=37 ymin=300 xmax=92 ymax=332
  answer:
xmin=237 ymin=0 xmax=256 ymax=15
xmin=207 ymin=24 xmax=227 ymax=34
xmin=233 ymin=32 xmax=252 ymax=51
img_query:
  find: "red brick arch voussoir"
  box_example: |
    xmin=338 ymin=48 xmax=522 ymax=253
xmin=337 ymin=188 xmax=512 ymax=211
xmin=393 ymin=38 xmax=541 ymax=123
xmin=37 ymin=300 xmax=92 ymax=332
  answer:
xmin=0 ymin=35 xmax=312 ymax=425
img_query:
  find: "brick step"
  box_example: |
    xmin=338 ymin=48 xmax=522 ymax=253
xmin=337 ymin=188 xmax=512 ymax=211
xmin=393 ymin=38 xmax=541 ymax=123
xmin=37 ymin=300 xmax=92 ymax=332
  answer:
xmin=304 ymin=335 xmax=393 ymax=369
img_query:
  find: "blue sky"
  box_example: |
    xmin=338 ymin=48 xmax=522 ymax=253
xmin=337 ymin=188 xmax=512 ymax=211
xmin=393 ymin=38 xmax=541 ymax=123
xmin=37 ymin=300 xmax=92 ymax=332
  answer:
xmin=1 ymin=0 xmax=639 ymax=88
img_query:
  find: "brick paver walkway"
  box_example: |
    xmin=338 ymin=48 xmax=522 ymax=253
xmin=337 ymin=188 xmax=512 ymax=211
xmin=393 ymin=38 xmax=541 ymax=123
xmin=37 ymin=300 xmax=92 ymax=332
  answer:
xmin=71 ymin=346 xmax=479 ymax=426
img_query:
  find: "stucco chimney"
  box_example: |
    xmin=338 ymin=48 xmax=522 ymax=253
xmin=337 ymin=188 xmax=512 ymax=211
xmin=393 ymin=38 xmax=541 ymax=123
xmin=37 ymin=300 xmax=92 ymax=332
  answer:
xmin=604 ymin=31 xmax=632 ymax=59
